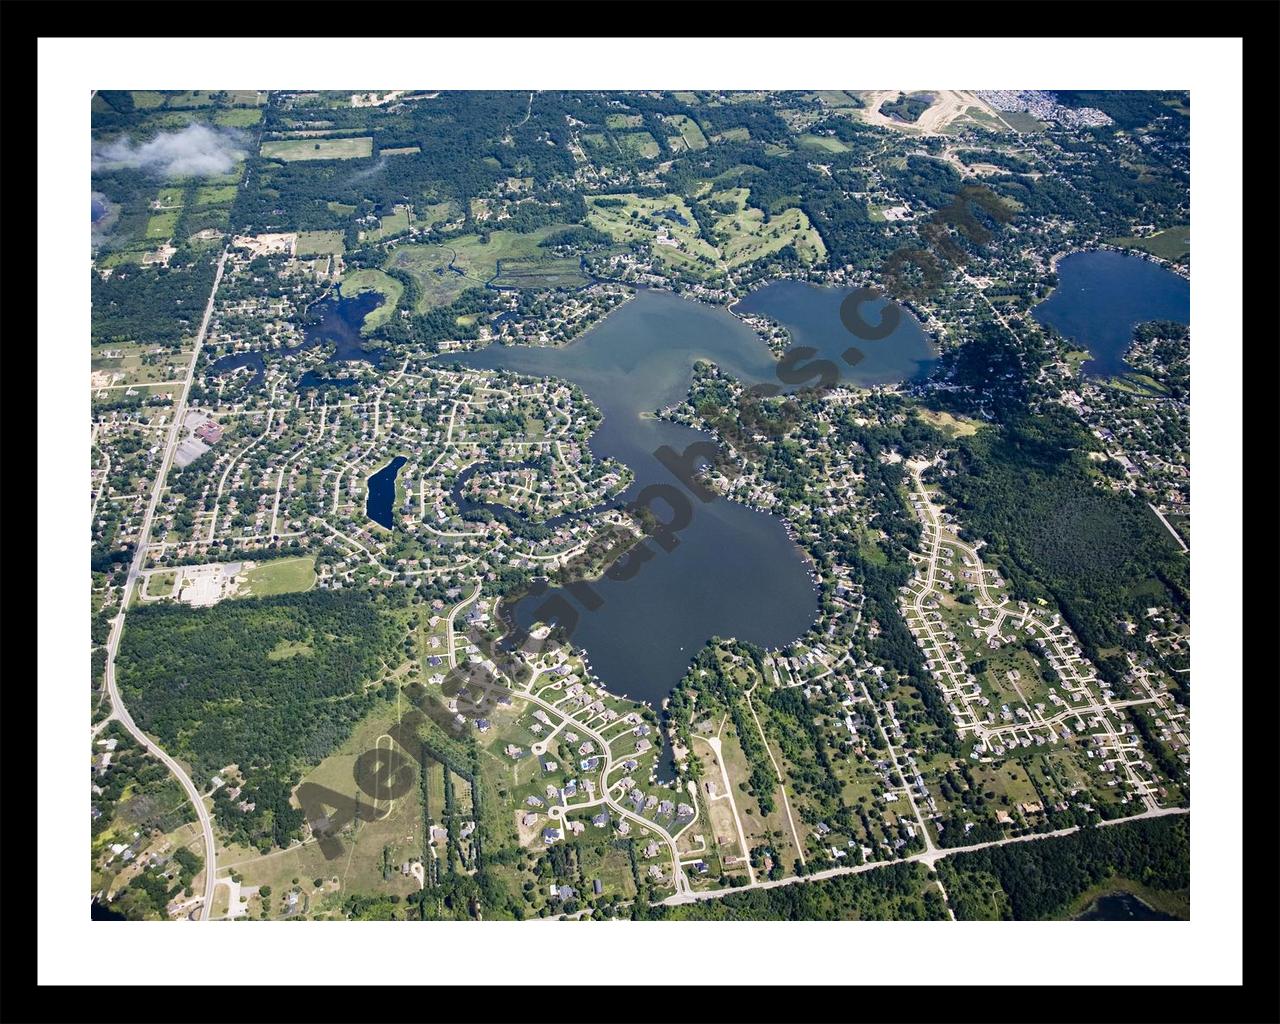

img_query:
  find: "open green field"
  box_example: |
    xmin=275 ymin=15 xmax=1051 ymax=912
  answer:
xmin=194 ymin=184 xmax=238 ymax=206
xmin=797 ymin=133 xmax=851 ymax=154
xmin=615 ymin=131 xmax=660 ymax=159
xmin=295 ymin=230 xmax=345 ymax=256
xmin=385 ymin=244 xmax=476 ymax=311
xmin=224 ymin=701 xmax=424 ymax=918
xmin=811 ymin=90 xmax=862 ymax=108
xmin=340 ymin=269 xmax=404 ymax=332
xmin=605 ymin=113 xmax=644 ymax=129
xmin=1107 ymin=225 xmax=1190 ymax=262
xmin=999 ymin=110 xmax=1046 ymax=133
xmin=916 ymin=407 xmax=985 ymax=438
xmin=226 ymin=90 xmax=268 ymax=106
xmin=236 ymin=556 xmax=317 ymax=598
xmin=261 ymin=137 xmax=373 ymax=162
xmin=384 ymin=222 xmax=575 ymax=311
xmin=214 ymin=107 xmax=263 ymax=128
xmin=713 ymin=126 xmax=751 ymax=143
xmin=417 ymin=201 xmax=457 ymax=230
xmin=145 ymin=210 xmax=180 ymax=240
xmin=129 ymin=91 xmax=168 ymax=109
xmin=167 ymin=91 xmax=220 ymax=108
xmin=326 ymin=201 xmax=357 ymax=216
xmin=144 ymin=571 xmax=178 ymax=598
xmin=663 ymin=114 xmax=708 ymax=151
xmin=672 ymin=91 xmax=699 ymax=105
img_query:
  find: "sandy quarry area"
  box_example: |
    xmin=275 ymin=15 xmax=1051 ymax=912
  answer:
xmin=853 ymin=90 xmax=1009 ymax=134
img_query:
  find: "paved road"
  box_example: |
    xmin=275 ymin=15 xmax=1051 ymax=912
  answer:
xmin=663 ymin=804 xmax=1188 ymax=907
xmin=98 ymin=248 xmax=229 ymax=921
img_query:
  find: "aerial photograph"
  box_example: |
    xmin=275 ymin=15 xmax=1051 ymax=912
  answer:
xmin=88 ymin=86 xmax=1192 ymax=924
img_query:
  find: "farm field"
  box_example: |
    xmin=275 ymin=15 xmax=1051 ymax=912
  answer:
xmin=663 ymin=114 xmax=709 ymax=152
xmin=261 ymin=137 xmax=374 ymax=162
xmin=491 ymin=256 xmax=589 ymax=290
xmin=214 ymin=108 xmax=264 ymax=128
xmin=295 ymin=231 xmax=345 ymax=257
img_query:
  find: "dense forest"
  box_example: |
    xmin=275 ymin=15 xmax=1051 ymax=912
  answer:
xmin=941 ymin=404 xmax=1188 ymax=662
xmin=938 ymin=814 xmax=1189 ymax=920
xmin=116 ymin=588 xmax=407 ymax=849
xmin=91 ymin=255 xmax=219 ymax=346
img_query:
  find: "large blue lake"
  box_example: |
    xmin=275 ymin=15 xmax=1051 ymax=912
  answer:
xmin=444 ymin=284 xmax=929 ymax=709
xmin=446 ymin=289 xmax=817 ymax=708
xmin=733 ymin=279 xmax=939 ymax=386
xmin=1033 ymin=250 xmax=1190 ymax=377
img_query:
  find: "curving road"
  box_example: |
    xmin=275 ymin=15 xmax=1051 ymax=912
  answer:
xmin=97 ymin=249 xmax=229 ymax=920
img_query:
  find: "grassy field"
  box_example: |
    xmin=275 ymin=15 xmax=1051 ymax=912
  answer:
xmin=916 ymin=407 xmax=984 ymax=438
xmin=145 ymin=210 xmax=180 ymax=240
xmin=384 ymin=223 xmax=575 ymax=311
xmin=1107 ymin=225 xmax=1190 ymax=262
xmin=663 ymin=114 xmax=708 ymax=152
xmin=385 ymin=244 xmax=476 ymax=311
xmin=491 ymin=256 xmax=590 ymax=290
xmin=236 ymin=556 xmax=317 ymax=598
xmin=605 ymin=113 xmax=644 ymax=129
xmin=340 ymin=269 xmax=404 ymax=332
xmin=587 ymin=191 xmax=823 ymax=275
xmin=361 ymin=204 xmax=413 ymax=242
xmin=381 ymin=146 xmax=421 ymax=156
xmin=194 ymin=184 xmax=238 ymax=206
xmin=222 ymin=700 xmax=424 ymax=919
xmin=295 ymin=230 xmax=345 ymax=256
xmin=615 ymin=131 xmax=660 ymax=159
xmin=798 ymin=133 xmax=851 ymax=153
xmin=261 ymin=137 xmax=373 ymax=162
xmin=708 ymin=187 xmax=826 ymax=267
xmin=811 ymin=90 xmax=862 ymax=108
xmin=144 ymin=570 xmax=178 ymax=598
xmin=214 ymin=107 xmax=264 ymax=128
xmin=167 ymin=91 xmax=220 ymax=108
xmin=130 ymin=91 xmax=168 ymax=109
xmin=999 ymin=110 xmax=1046 ymax=133
xmin=713 ymin=126 xmax=751 ymax=143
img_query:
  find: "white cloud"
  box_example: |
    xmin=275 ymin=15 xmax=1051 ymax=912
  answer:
xmin=93 ymin=124 xmax=248 ymax=178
